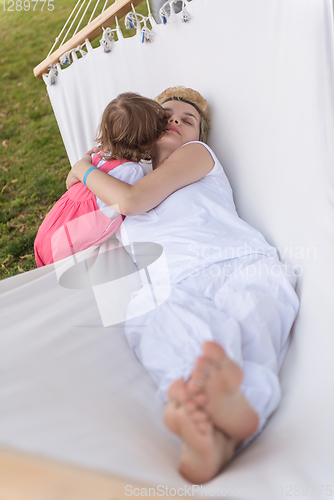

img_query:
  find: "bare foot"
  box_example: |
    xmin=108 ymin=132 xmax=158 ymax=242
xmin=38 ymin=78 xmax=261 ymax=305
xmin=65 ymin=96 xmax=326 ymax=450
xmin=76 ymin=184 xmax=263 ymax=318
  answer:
xmin=164 ymin=379 xmax=238 ymax=484
xmin=188 ymin=341 xmax=259 ymax=441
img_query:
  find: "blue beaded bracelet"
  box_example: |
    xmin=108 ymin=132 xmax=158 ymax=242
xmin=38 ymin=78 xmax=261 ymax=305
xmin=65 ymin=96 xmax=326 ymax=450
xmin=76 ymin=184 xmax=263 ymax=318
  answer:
xmin=83 ymin=166 xmax=98 ymax=187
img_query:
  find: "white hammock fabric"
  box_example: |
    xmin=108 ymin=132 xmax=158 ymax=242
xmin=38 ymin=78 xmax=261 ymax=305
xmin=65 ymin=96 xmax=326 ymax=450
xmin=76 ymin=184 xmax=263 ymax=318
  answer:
xmin=1 ymin=0 xmax=334 ymax=494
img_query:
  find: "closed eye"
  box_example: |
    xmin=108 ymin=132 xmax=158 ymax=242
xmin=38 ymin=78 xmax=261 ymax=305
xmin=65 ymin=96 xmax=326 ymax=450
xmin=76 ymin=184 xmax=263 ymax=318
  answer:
xmin=183 ymin=112 xmax=198 ymax=126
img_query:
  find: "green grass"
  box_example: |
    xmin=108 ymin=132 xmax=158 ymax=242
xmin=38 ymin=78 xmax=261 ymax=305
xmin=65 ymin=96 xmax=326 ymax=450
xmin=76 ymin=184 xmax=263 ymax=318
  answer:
xmin=0 ymin=0 xmax=150 ymax=279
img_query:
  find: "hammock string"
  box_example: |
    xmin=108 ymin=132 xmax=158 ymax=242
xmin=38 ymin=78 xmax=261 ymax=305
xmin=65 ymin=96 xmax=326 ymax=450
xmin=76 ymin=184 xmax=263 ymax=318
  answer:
xmin=42 ymin=64 xmax=59 ymax=86
xmin=124 ymin=8 xmax=153 ymax=43
xmin=159 ymin=0 xmax=190 ymax=24
xmin=100 ymin=27 xmax=116 ymax=52
xmin=88 ymin=0 xmax=103 ymax=25
xmin=59 ymin=44 xmax=88 ymax=67
xmin=47 ymin=0 xmax=82 ymax=57
xmin=101 ymin=0 xmax=109 ymax=14
xmin=74 ymin=0 xmax=94 ymax=37
xmin=42 ymin=0 xmax=190 ymax=84
xmin=61 ymin=0 xmax=89 ymax=47
xmin=45 ymin=0 xmax=190 ymax=63
xmin=47 ymin=0 xmax=112 ymax=57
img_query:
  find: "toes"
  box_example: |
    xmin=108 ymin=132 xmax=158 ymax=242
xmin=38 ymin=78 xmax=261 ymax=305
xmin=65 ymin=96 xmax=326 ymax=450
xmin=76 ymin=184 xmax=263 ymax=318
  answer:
xmin=195 ymin=356 xmax=210 ymax=371
xmin=184 ymin=400 xmax=210 ymax=426
xmin=192 ymin=392 xmax=208 ymax=407
xmin=168 ymin=379 xmax=187 ymax=404
xmin=188 ymin=356 xmax=212 ymax=396
xmin=188 ymin=370 xmax=205 ymax=395
xmin=202 ymin=341 xmax=227 ymax=365
xmin=202 ymin=343 xmax=243 ymax=391
xmin=196 ymin=420 xmax=212 ymax=435
xmin=185 ymin=400 xmax=198 ymax=415
xmin=196 ymin=356 xmax=218 ymax=380
xmin=191 ymin=410 xmax=209 ymax=424
xmin=186 ymin=405 xmax=212 ymax=435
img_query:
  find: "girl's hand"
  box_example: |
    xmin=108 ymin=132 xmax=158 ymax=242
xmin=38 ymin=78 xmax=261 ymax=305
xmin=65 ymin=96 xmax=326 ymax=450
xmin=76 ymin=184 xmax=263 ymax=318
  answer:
xmin=66 ymin=168 xmax=81 ymax=190
xmin=66 ymin=154 xmax=92 ymax=189
xmin=85 ymin=146 xmax=102 ymax=156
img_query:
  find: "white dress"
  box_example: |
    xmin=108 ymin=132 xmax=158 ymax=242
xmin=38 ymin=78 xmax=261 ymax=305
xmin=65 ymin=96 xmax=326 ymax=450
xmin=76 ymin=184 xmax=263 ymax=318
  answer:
xmin=116 ymin=142 xmax=299 ymax=436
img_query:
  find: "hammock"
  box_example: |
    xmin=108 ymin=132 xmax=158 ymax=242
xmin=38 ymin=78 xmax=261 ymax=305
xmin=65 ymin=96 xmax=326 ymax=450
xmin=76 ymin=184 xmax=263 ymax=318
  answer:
xmin=1 ymin=0 xmax=334 ymax=496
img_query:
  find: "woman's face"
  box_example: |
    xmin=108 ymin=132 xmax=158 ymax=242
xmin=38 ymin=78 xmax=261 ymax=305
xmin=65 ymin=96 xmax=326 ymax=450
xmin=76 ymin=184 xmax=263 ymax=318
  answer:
xmin=157 ymin=100 xmax=201 ymax=153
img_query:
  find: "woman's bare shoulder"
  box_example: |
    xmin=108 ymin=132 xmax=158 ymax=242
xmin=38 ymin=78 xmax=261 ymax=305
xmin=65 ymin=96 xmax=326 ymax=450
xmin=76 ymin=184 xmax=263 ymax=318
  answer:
xmin=163 ymin=142 xmax=214 ymax=172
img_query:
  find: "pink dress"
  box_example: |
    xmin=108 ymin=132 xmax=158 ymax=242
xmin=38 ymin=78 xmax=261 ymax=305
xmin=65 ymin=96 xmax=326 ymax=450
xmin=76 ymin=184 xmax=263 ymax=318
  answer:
xmin=34 ymin=155 xmax=128 ymax=267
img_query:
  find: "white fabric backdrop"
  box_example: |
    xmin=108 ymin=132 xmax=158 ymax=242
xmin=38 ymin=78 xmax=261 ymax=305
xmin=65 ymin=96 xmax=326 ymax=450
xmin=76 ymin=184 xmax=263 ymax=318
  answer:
xmin=1 ymin=0 xmax=334 ymax=496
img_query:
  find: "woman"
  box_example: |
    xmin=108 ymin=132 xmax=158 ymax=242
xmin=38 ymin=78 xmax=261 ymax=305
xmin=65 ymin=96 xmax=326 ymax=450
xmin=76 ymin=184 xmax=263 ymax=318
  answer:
xmin=66 ymin=86 xmax=299 ymax=484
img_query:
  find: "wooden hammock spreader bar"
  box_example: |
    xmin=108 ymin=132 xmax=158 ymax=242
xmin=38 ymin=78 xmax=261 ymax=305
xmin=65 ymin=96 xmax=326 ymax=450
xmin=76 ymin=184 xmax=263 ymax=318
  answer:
xmin=33 ymin=0 xmax=143 ymax=79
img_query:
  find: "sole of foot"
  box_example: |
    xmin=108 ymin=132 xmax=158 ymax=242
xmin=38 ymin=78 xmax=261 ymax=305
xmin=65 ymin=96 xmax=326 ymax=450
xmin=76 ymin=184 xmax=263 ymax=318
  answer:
xmin=190 ymin=341 xmax=259 ymax=441
xmin=165 ymin=379 xmax=237 ymax=484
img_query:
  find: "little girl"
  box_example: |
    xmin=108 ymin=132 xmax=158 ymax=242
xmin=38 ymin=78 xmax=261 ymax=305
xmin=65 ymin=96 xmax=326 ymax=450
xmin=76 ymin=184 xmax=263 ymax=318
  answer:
xmin=34 ymin=93 xmax=168 ymax=267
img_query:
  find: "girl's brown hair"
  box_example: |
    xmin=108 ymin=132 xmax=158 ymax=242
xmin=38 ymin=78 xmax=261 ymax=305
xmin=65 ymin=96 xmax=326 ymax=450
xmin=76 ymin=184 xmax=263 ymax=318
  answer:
xmin=96 ymin=93 xmax=169 ymax=162
xmin=155 ymin=86 xmax=210 ymax=143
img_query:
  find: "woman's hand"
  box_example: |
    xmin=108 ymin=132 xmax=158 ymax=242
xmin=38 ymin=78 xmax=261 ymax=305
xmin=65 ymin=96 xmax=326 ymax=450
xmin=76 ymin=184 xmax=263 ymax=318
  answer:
xmin=63 ymin=144 xmax=214 ymax=216
xmin=65 ymin=144 xmax=214 ymax=215
xmin=66 ymin=154 xmax=92 ymax=190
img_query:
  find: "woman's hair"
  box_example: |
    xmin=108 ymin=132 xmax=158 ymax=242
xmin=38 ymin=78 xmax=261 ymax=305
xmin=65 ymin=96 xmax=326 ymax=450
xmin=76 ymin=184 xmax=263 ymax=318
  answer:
xmin=96 ymin=93 xmax=169 ymax=162
xmin=155 ymin=86 xmax=210 ymax=143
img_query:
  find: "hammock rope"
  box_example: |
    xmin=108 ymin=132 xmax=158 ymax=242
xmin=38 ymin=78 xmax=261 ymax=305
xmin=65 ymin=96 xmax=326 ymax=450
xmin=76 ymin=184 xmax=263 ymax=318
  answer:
xmin=41 ymin=0 xmax=190 ymax=85
xmin=101 ymin=0 xmax=109 ymax=13
xmin=74 ymin=0 xmax=94 ymax=37
xmin=61 ymin=0 xmax=91 ymax=48
xmin=100 ymin=27 xmax=116 ymax=52
xmin=47 ymin=0 xmax=82 ymax=57
xmin=88 ymin=0 xmax=103 ymax=25
xmin=124 ymin=2 xmax=155 ymax=42
xmin=159 ymin=0 xmax=190 ymax=24
xmin=47 ymin=1 xmax=119 ymax=61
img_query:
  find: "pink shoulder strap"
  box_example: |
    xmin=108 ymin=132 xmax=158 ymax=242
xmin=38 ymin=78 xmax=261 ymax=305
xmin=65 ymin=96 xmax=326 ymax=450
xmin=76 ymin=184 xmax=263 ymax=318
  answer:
xmin=91 ymin=154 xmax=129 ymax=173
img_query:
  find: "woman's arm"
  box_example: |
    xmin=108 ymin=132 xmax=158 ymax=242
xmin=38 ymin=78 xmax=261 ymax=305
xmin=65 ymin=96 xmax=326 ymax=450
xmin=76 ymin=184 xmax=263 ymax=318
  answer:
xmin=67 ymin=143 xmax=214 ymax=216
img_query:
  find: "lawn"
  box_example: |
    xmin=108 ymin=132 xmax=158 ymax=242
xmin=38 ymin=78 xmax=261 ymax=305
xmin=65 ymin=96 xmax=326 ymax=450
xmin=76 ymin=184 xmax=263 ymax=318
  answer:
xmin=0 ymin=0 xmax=150 ymax=280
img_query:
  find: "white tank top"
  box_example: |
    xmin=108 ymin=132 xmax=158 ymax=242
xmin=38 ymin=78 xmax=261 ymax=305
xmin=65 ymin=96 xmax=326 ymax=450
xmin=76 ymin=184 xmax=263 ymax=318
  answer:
xmin=116 ymin=142 xmax=277 ymax=284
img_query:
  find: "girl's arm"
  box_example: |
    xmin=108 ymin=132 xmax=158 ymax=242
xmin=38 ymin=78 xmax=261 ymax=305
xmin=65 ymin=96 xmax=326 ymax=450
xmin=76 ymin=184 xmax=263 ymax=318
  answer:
xmin=66 ymin=143 xmax=214 ymax=216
